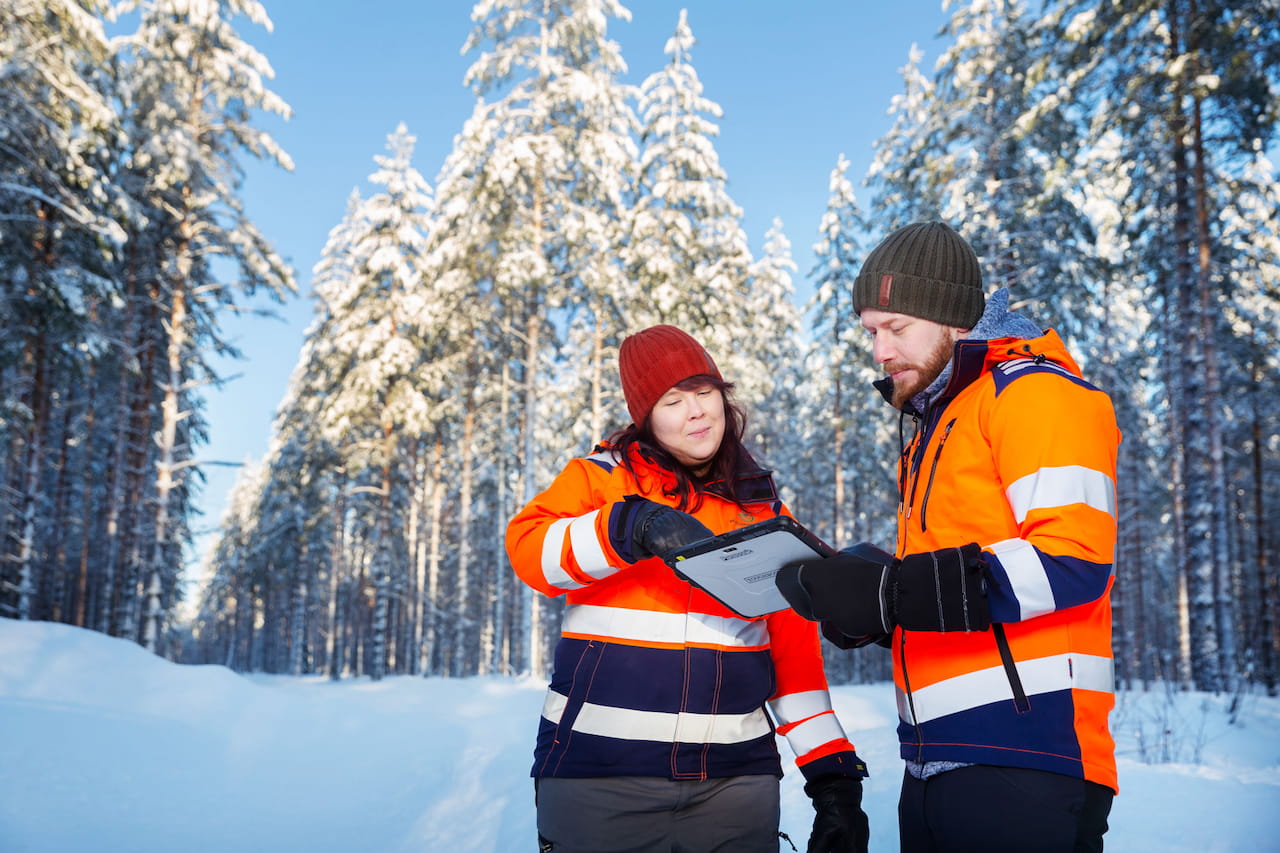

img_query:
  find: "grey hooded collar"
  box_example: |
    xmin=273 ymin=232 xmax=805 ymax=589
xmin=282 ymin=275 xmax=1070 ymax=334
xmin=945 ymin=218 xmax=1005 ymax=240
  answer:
xmin=906 ymin=288 xmax=1044 ymax=415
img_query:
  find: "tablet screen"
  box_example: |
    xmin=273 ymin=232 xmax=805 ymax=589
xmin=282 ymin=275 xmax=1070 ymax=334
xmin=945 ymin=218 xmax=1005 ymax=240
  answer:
xmin=665 ymin=516 xmax=834 ymax=618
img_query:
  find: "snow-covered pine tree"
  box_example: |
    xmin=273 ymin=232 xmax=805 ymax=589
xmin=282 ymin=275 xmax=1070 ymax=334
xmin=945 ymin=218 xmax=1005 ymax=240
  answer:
xmin=301 ymin=189 xmax=369 ymax=679
xmin=113 ymin=0 xmax=294 ymax=653
xmin=805 ymin=156 xmax=869 ymax=548
xmin=875 ymin=0 xmax=1098 ymax=341
xmin=743 ymin=219 xmax=805 ymax=473
xmin=0 ymin=0 xmax=121 ymax=623
xmin=800 ymin=159 xmax=898 ymax=684
xmin=866 ymin=45 xmax=945 ymax=227
xmin=311 ymin=124 xmax=434 ymax=680
xmin=1217 ymin=153 xmax=1280 ymax=694
xmin=1047 ymin=0 xmax=1280 ymax=692
xmin=629 ymin=9 xmax=756 ymax=387
xmin=1061 ymin=124 xmax=1163 ymax=688
xmin=929 ymin=0 xmax=1062 ymax=305
xmin=454 ymin=0 xmax=636 ymax=676
xmin=187 ymin=455 xmax=268 ymax=669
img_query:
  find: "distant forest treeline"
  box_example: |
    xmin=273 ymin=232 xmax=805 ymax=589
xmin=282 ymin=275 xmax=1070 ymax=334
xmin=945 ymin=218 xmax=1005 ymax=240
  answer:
xmin=2 ymin=0 xmax=1278 ymax=695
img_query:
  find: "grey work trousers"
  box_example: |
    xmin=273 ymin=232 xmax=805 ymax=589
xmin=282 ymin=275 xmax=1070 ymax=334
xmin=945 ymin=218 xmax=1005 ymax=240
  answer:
xmin=535 ymin=775 xmax=782 ymax=853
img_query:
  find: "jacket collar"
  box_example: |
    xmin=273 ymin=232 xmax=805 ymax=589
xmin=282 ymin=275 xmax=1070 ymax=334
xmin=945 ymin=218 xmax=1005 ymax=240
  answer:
xmin=882 ymin=288 xmax=1051 ymax=417
xmin=621 ymin=442 xmax=779 ymax=506
xmin=919 ymin=328 xmax=1081 ymax=417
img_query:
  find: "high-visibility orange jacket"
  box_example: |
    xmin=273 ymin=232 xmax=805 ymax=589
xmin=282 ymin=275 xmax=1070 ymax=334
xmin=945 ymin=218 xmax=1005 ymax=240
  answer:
xmin=506 ymin=444 xmax=864 ymax=783
xmin=889 ymin=328 xmax=1121 ymax=793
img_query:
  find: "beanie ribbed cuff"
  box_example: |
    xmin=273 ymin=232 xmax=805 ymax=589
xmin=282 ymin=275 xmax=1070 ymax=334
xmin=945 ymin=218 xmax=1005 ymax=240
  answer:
xmin=852 ymin=271 xmax=985 ymax=329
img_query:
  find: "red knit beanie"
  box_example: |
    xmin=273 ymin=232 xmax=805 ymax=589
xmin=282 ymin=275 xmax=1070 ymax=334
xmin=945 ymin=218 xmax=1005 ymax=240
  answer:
xmin=618 ymin=325 xmax=722 ymax=425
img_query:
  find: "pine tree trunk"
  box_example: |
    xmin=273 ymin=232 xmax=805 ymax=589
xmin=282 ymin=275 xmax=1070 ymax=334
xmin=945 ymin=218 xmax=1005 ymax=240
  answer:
xmin=424 ymin=435 xmax=446 ymax=674
xmin=48 ymin=394 xmax=76 ymax=622
xmin=1166 ymin=0 xmax=1211 ymax=691
xmin=370 ymin=410 xmax=395 ymax=680
xmin=588 ymin=303 xmax=606 ymax=444
xmin=1252 ymin=362 xmax=1278 ymax=695
xmin=327 ymin=476 xmax=347 ymax=680
xmin=522 ymin=286 xmax=544 ymax=677
xmin=289 ymin=540 xmax=308 ymax=675
xmin=73 ymin=360 xmax=99 ymax=627
xmin=405 ymin=442 xmax=424 ymax=675
xmin=492 ymin=356 xmax=513 ymax=676
xmin=454 ymin=391 xmax=476 ymax=675
xmin=117 ymin=288 xmax=160 ymax=641
xmin=1 ymin=421 xmax=25 ymax=618
xmin=833 ymin=368 xmax=846 ymax=546
xmin=1191 ymin=89 xmax=1237 ymax=691
xmin=143 ymin=276 xmax=187 ymax=653
xmin=98 ymin=261 xmax=140 ymax=635
xmin=13 ymin=329 xmax=51 ymax=621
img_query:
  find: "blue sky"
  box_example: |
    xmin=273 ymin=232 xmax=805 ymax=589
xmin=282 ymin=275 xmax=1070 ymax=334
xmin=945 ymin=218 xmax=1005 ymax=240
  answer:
xmin=192 ymin=0 xmax=954 ymax=576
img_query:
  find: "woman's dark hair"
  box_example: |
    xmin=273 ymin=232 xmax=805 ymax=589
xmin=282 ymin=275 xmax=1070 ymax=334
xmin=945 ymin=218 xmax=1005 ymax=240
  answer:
xmin=606 ymin=375 xmax=751 ymax=512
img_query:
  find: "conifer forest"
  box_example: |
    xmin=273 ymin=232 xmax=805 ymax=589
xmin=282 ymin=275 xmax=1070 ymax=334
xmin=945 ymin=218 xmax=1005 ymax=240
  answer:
xmin=3 ymin=0 xmax=1278 ymax=697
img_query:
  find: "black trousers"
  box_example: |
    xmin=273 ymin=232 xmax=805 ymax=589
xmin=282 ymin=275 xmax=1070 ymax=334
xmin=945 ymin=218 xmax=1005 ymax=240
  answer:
xmin=898 ymin=765 xmax=1113 ymax=853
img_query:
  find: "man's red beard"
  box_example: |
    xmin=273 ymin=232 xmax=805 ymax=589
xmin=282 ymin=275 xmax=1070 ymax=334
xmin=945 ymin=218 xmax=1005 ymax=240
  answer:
xmin=883 ymin=332 xmax=957 ymax=410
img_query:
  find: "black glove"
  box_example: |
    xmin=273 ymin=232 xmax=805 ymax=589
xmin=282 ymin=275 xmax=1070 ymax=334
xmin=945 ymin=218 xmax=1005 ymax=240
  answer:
xmin=893 ymin=543 xmax=991 ymax=632
xmin=777 ymin=542 xmax=991 ymax=635
xmin=606 ymin=496 xmax=713 ymax=563
xmin=775 ymin=542 xmax=897 ymax=637
xmin=804 ymin=775 xmax=869 ymax=853
xmin=821 ymin=620 xmax=892 ymax=650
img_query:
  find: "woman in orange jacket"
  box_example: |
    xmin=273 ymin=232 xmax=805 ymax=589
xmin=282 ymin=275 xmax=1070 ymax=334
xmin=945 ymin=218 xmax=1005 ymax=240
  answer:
xmin=507 ymin=324 xmax=869 ymax=853
xmin=778 ymin=222 xmax=1119 ymax=853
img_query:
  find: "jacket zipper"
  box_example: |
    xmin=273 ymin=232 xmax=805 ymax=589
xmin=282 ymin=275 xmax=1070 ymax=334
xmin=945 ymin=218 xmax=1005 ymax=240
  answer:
xmin=919 ymin=418 xmax=956 ymax=533
xmin=907 ymin=411 xmax=1031 ymax=718
xmin=993 ymin=624 xmax=1032 ymax=714
xmin=896 ymin=630 xmax=925 ymax=761
xmin=897 ymin=413 xmax=955 ymax=758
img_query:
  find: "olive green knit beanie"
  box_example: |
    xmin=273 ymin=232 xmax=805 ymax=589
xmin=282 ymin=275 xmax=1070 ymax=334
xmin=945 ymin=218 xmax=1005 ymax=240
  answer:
xmin=852 ymin=221 xmax=985 ymax=328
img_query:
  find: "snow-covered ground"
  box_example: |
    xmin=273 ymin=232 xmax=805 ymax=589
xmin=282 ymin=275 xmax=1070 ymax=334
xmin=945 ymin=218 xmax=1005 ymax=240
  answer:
xmin=2 ymin=619 xmax=1278 ymax=852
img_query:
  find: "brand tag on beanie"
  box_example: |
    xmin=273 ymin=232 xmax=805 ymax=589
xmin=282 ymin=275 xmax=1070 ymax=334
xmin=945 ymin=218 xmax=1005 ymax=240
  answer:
xmin=878 ymin=274 xmax=894 ymax=307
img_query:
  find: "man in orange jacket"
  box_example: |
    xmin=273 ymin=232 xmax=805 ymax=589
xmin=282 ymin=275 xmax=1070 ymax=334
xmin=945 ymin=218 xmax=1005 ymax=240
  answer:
xmin=777 ymin=221 xmax=1120 ymax=852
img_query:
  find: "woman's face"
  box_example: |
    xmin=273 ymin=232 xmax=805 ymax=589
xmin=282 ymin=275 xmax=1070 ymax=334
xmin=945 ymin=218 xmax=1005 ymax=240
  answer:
xmin=649 ymin=380 xmax=725 ymax=475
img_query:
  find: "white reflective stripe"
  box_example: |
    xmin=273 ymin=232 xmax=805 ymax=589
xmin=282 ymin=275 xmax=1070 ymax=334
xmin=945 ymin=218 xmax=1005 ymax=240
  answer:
xmin=586 ymin=449 xmax=620 ymax=468
xmin=1000 ymin=358 xmax=1077 ymax=380
xmin=782 ymin=711 xmax=848 ymax=757
xmin=542 ymin=688 xmax=568 ymax=722
xmin=989 ymin=538 xmax=1055 ymax=621
xmin=1005 ymin=465 xmax=1117 ymax=524
xmin=898 ymin=653 xmax=1115 ymax=724
xmin=541 ymin=689 xmax=772 ymax=744
xmin=540 ymin=517 xmax=584 ymax=590
xmin=568 ymin=510 xmax=620 ymax=581
xmin=769 ymin=690 xmax=834 ymax=727
xmin=561 ymin=604 xmax=769 ymax=647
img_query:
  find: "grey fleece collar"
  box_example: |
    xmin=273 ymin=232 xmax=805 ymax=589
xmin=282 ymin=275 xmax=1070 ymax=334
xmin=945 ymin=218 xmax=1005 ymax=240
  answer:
xmin=907 ymin=288 xmax=1044 ymax=414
